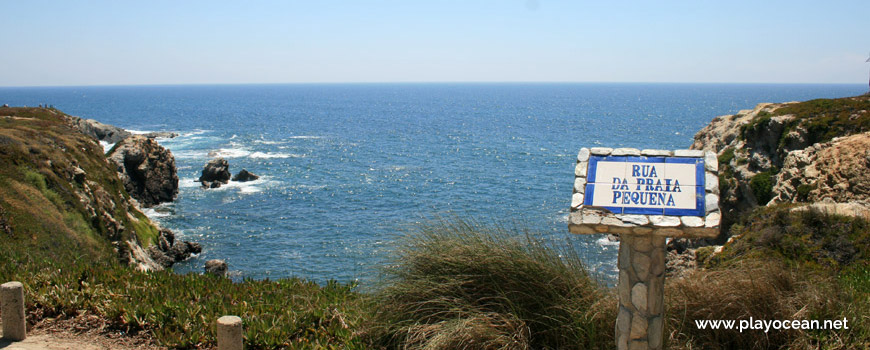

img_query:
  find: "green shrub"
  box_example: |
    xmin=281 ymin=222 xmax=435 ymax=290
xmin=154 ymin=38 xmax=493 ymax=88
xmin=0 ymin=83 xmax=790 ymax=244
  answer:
xmin=749 ymin=171 xmax=775 ymax=205
xmin=718 ymin=147 xmax=735 ymax=166
xmin=740 ymin=111 xmax=772 ymax=140
xmin=796 ymin=184 xmax=814 ymax=202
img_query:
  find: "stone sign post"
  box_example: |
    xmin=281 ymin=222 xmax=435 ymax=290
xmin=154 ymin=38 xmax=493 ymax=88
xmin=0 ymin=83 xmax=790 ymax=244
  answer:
xmin=568 ymin=147 xmax=720 ymax=350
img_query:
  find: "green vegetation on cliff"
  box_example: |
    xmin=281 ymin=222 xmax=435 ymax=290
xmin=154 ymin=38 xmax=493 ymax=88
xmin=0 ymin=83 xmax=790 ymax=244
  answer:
xmin=0 ymin=107 xmax=137 ymax=259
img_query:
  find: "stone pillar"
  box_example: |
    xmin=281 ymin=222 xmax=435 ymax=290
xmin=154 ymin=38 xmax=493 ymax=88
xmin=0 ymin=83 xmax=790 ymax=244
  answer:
xmin=217 ymin=315 xmax=243 ymax=350
xmin=1 ymin=281 xmax=27 ymax=341
xmin=616 ymin=235 xmax=666 ymax=350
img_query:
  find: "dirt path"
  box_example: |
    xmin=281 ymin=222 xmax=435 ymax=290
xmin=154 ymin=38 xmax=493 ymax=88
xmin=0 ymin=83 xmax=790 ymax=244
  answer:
xmin=1 ymin=320 xmax=161 ymax=350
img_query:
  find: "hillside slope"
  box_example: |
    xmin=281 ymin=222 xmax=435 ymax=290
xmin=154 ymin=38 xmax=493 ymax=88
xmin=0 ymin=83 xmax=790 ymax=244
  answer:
xmin=690 ymin=94 xmax=870 ymax=234
xmin=0 ymin=106 xmax=163 ymax=268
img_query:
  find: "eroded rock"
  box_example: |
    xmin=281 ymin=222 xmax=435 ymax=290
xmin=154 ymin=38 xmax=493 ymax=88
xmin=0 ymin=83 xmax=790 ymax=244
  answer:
xmin=107 ymin=135 xmax=179 ymax=207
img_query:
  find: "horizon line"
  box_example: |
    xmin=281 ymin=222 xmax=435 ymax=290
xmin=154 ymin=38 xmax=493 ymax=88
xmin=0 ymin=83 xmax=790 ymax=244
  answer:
xmin=0 ymin=81 xmax=866 ymax=89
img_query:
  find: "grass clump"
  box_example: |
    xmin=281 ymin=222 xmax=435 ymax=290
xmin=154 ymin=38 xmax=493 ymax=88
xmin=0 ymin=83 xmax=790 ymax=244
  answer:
xmin=369 ymin=219 xmax=613 ymax=350
xmin=670 ymin=205 xmax=870 ymax=349
xmin=667 ymin=260 xmax=854 ymax=350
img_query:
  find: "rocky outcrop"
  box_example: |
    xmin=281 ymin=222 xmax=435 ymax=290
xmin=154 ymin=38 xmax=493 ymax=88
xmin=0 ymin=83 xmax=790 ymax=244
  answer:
xmin=147 ymin=228 xmax=202 ymax=269
xmin=205 ymin=259 xmax=228 ymax=277
xmin=140 ymin=131 xmax=179 ymax=139
xmin=690 ymin=95 xmax=870 ymax=233
xmin=199 ymin=158 xmax=231 ymax=188
xmin=690 ymin=102 xmax=803 ymax=230
xmin=107 ymin=135 xmax=179 ymax=207
xmin=232 ymin=169 xmax=259 ymax=182
xmin=771 ymin=132 xmax=870 ymax=205
xmin=67 ymin=116 xmax=132 ymax=144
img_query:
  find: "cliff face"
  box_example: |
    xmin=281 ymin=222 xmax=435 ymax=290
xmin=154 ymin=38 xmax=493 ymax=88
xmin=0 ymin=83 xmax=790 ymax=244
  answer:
xmin=0 ymin=107 xmax=190 ymax=271
xmin=772 ymin=132 xmax=870 ymax=204
xmin=690 ymin=95 xmax=870 ymax=232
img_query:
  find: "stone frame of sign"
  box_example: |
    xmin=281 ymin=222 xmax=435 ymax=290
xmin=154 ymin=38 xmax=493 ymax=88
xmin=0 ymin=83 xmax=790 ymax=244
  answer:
xmin=568 ymin=147 xmax=721 ymax=350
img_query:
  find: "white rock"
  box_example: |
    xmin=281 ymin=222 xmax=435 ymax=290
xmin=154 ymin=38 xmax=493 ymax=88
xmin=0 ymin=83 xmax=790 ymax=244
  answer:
xmin=575 ymin=162 xmax=588 ymax=177
xmin=706 ymin=193 xmax=719 ymax=213
xmin=612 ymin=148 xmax=641 ymax=156
xmin=705 ymin=212 xmax=721 ymax=227
xmin=590 ymin=147 xmax=613 ymax=155
xmin=680 ymin=216 xmax=704 ymax=227
xmin=603 ymin=216 xmax=632 ymax=227
xmin=649 ymin=215 xmax=680 ymax=227
xmin=705 ymin=172 xmax=719 ymax=194
xmin=641 ymin=149 xmax=672 ymax=156
xmin=674 ymin=149 xmax=704 ymax=158
xmin=571 ymin=193 xmax=584 ymax=209
xmin=582 ymin=211 xmax=603 ymax=225
xmin=577 ymin=148 xmax=591 ymax=162
xmin=705 ymin=151 xmax=718 ymax=172
xmin=574 ymin=177 xmax=587 ymax=193
xmin=617 ymin=214 xmax=649 ymax=226
xmin=569 ymin=211 xmax=584 ymax=225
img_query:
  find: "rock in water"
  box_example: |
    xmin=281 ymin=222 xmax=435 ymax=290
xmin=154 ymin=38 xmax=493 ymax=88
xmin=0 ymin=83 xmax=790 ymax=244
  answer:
xmin=147 ymin=228 xmax=203 ymax=269
xmin=107 ymin=135 xmax=179 ymax=207
xmin=141 ymin=131 xmax=179 ymax=139
xmin=205 ymin=259 xmax=228 ymax=277
xmin=199 ymin=157 xmax=231 ymax=188
xmin=232 ymin=169 xmax=259 ymax=182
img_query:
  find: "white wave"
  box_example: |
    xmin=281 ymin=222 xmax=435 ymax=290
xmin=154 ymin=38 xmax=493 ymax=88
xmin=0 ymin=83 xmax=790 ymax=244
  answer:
xmin=142 ymin=207 xmax=172 ymax=218
xmin=293 ymin=184 xmax=326 ymax=191
xmin=596 ymin=235 xmax=620 ymax=246
xmin=250 ymin=152 xmax=302 ymax=159
xmin=181 ymin=130 xmax=211 ymax=137
xmin=210 ymin=147 xmax=251 ymax=158
xmin=253 ymin=140 xmax=285 ymax=145
xmin=100 ymin=140 xmax=114 ymax=153
xmin=126 ymin=129 xmax=154 ymax=135
xmin=172 ymin=150 xmax=210 ymax=160
xmin=287 ymin=135 xmax=322 ymax=139
xmin=179 ymin=177 xmax=202 ymax=188
xmin=182 ymin=176 xmax=275 ymax=194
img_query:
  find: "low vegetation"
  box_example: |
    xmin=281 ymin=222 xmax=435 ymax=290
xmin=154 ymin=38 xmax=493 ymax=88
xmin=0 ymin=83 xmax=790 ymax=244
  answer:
xmin=686 ymin=205 xmax=870 ymax=349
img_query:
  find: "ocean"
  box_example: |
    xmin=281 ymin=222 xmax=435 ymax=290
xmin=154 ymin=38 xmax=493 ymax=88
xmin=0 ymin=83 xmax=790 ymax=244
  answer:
xmin=1 ymin=83 xmax=864 ymax=285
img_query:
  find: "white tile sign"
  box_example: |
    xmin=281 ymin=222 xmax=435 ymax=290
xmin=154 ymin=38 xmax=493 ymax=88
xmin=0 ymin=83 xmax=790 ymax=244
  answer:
xmin=583 ymin=156 xmax=705 ymax=216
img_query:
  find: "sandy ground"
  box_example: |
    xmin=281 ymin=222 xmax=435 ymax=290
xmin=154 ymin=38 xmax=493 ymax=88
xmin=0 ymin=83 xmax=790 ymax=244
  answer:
xmin=1 ymin=319 xmax=162 ymax=350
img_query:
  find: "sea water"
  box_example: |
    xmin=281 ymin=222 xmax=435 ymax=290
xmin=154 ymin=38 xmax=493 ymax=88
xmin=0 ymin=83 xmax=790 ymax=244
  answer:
xmin=1 ymin=83 xmax=864 ymax=284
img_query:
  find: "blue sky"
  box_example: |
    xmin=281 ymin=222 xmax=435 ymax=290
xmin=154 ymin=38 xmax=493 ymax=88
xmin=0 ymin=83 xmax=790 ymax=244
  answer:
xmin=1 ymin=0 xmax=868 ymax=86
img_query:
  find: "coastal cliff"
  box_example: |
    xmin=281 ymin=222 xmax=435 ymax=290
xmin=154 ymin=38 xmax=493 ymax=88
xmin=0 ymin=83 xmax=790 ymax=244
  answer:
xmin=0 ymin=106 xmax=194 ymax=271
xmin=690 ymin=94 xmax=870 ymax=234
